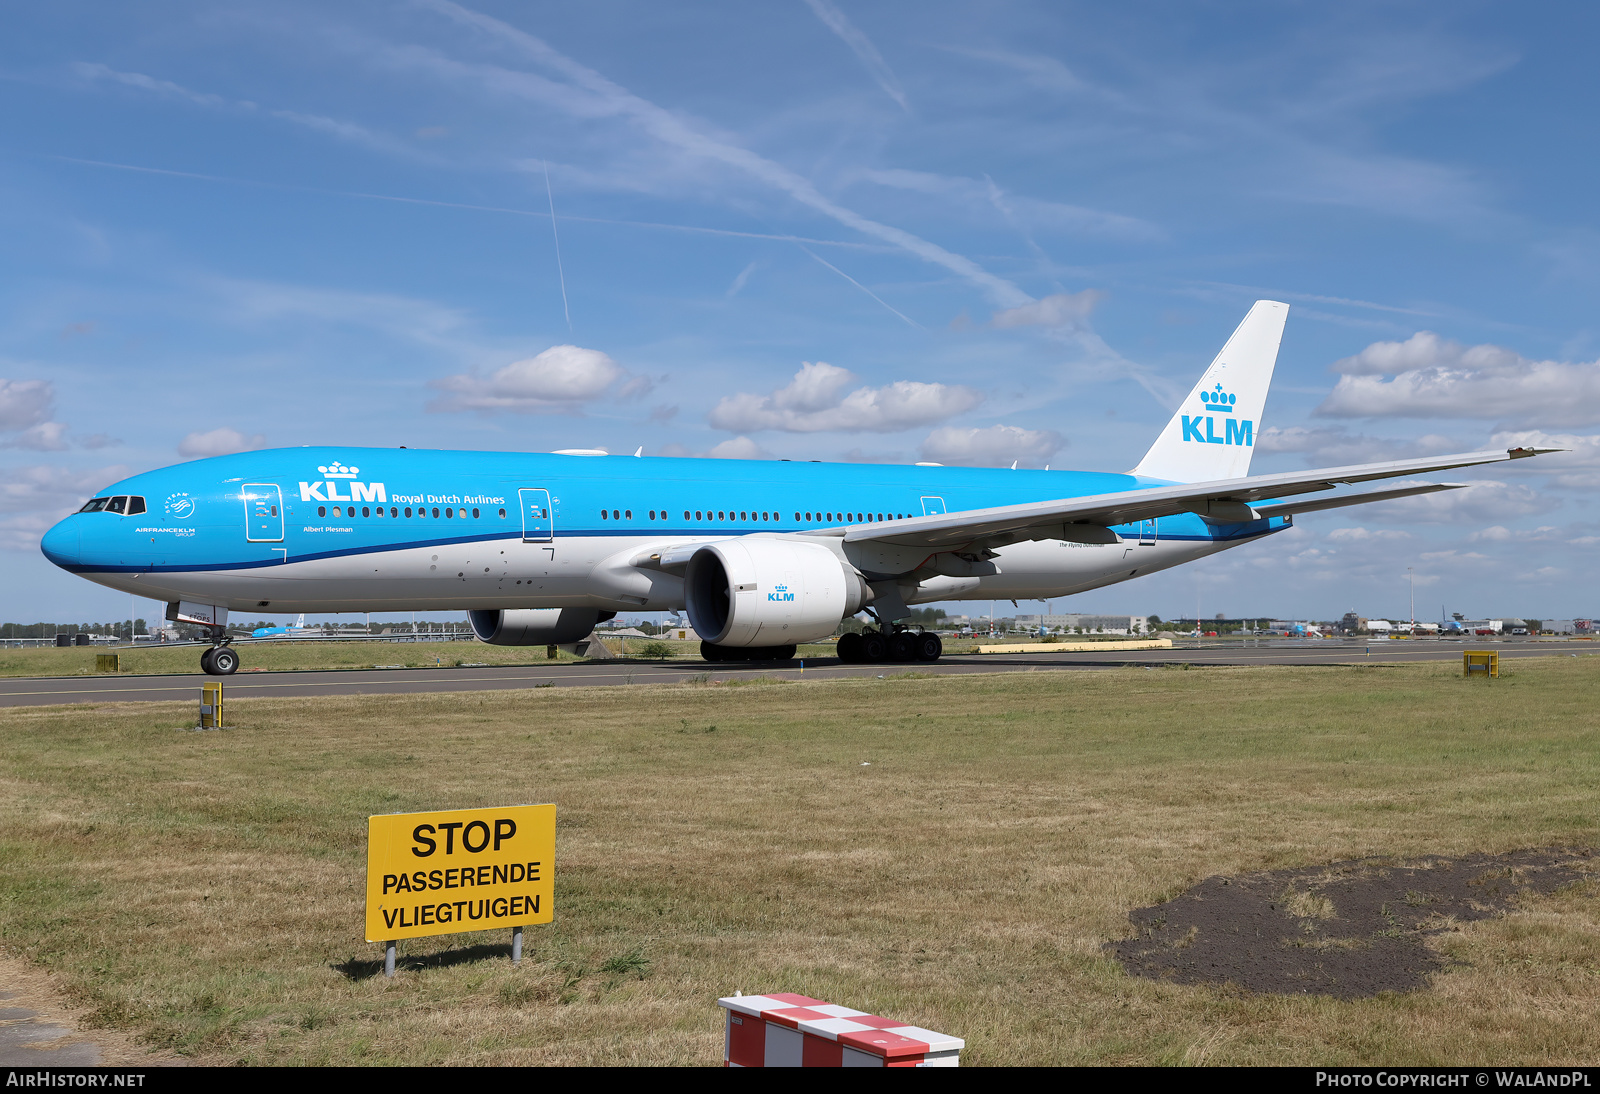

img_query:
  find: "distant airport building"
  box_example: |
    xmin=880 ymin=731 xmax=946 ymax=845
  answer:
xmin=1011 ymin=614 xmax=1151 ymax=634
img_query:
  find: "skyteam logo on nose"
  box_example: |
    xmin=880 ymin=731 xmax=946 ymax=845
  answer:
xmin=1182 ymin=381 xmax=1253 ymax=447
xmin=768 ymin=583 xmax=795 ymax=603
xmin=300 ymin=459 xmax=386 ymax=504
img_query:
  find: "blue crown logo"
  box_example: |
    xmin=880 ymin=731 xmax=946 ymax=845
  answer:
xmin=1198 ymin=383 xmax=1236 ymax=413
xmin=773 ymin=584 xmax=788 ymax=593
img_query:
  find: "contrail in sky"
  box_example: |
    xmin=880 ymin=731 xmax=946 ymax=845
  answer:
xmin=543 ymin=160 xmax=572 ymax=332
xmin=799 ymin=245 xmax=921 ymax=329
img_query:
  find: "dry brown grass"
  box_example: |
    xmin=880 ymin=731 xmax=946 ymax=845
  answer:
xmin=0 ymin=657 xmax=1596 ymax=1065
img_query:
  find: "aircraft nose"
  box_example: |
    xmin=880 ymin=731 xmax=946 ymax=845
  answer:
xmin=40 ymin=518 xmax=82 ymax=569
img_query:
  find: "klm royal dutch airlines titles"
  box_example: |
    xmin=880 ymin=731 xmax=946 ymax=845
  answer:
xmin=42 ymin=302 xmax=1552 ymax=673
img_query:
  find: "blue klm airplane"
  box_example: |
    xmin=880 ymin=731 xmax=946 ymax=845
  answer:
xmin=40 ymin=302 xmax=1550 ymax=674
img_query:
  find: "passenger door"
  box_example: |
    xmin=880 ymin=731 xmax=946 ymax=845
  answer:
xmin=243 ymin=484 xmax=285 ymax=542
xmin=920 ymin=496 xmax=947 ymax=516
xmin=519 ymin=488 xmax=553 ymax=542
xmin=1138 ymin=518 xmax=1157 ymax=546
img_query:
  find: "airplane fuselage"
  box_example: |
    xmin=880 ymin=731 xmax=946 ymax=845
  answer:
xmin=41 ymin=447 xmax=1287 ymax=615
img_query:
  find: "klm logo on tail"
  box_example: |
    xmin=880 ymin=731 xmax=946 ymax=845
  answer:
xmin=1181 ymin=383 xmax=1253 ymax=447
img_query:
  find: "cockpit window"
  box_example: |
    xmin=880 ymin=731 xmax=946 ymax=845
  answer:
xmin=77 ymin=495 xmax=146 ymax=514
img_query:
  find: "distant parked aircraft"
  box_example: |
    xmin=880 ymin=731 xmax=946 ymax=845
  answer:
xmin=251 ymin=613 xmax=312 ymax=639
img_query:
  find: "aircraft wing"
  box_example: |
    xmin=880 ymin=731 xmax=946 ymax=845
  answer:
xmin=1252 ymin=482 xmax=1466 ymax=519
xmin=829 ymin=447 xmax=1550 ymax=552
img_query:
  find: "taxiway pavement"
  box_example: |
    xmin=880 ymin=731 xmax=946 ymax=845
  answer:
xmin=0 ymin=641 xmax=1586 ymax=707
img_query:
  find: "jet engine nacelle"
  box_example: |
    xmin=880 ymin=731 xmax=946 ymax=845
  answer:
xmin=467 ymin=607 xmax=610 ymax=646
xmin=684 ymin=538 xmax=866 ymax=647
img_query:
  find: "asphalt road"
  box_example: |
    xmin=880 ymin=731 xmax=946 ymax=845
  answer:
xmin=0 ymin=640 xmax=1587 ymax=708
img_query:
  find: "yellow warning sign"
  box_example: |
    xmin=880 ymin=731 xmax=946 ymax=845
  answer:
xmin=365 ymin=804 xmax=554 ymax=942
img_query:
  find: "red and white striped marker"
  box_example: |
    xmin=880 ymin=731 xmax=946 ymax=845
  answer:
xmin=718 ymin=993 xmax=962 ymax=1067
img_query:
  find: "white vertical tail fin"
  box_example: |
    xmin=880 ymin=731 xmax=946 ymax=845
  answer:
xmin=1133 ymin=300 xmax=1288 ymax=483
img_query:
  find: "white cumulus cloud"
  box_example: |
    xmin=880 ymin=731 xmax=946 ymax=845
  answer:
xmin=1255 ymin=425 xmax=1461 ymax=466
xmin=709 ymin=362 xmax=981 ymax=433
xmin=1359 ymin=479 xmax=1556 ymax=525
xmin=705 ymin=436 xmax=771 ymax=460
xmin=1317 ymin=332 xmax=1600 ymax=427
xmin=0 ymin=379 xmax=72 ymax=451
xmin=0 ymin=379 xmax=55 ymax=431
xmin=178 ymin=428 xmax=268 ymax=458
xmin=657 ymin=436 xmax=773 ymax=460
xmin=991 ymin=290 xmax=1104 ymax=330
xmin=1468 ymin=525 xmax=1561 ymax=543
xmin=1491 ymin=429 xmax=1600 ymax=489
xmin=429 ymin=345 xmax=625 ymax=413
xmin=919 ymin=424 xmax=1063 ymax=467
xmin=4 ymin=422 xmax=70 ymax=452
xmin=0 ymin=463 xmax=131 ymax=551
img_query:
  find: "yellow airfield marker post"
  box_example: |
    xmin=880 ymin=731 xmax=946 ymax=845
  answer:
xmin=366 ymin=804 xmax=555 ymax=976
xmin=199 ymin=682 xmax=223 ymax=729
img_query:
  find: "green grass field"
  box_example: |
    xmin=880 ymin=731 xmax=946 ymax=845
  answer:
xmin=1 ymin=658 xmax=1596 ymax=1065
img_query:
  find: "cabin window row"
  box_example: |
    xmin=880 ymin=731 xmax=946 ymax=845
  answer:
xmin=315 ymin=505 xmax=509 ymax=520
xmin=599 ymin=509 xmax=912 ymax=524
xmin=795 ymin=512 xmax=907 ymax=523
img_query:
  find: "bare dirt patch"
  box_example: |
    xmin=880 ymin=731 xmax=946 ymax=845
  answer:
xmin=0 ymin=952 xmax=181 ymax=1066
xmin=1113 ymin=848 xmax=1597 ymax=998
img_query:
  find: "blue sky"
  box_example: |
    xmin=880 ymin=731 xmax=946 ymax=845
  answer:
xmin=3 ymin=1 xmax=1598 ymax=625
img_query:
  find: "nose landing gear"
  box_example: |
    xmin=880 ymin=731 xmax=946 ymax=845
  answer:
xmin=836 ymin=626 xmax=942 ymax=664
xmin=201 ymin=632 xmax=240 ymax=676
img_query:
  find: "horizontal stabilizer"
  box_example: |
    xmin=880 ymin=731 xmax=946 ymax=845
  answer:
xmin=1253 ymin=482 xmax=1466 ymax=519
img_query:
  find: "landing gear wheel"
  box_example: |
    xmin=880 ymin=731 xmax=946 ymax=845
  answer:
xmin=859 ymin=632 xmax=887 ymax=662
xmin=700 ymin=641 xmax=727 ymax=662
xmin=836 ymin=632 xmax=863 ymax=663
xmin=209 ymin=647 xmax=239 ymax=675
xmin=758 ymin=645 xmax=797 ymax=661
xmin=913 ymin=632 xmax=943 ymax=662
xmin=200 ymin=648 xmax=217 ymax=674
xmin=887 ymin=632 xmax=916 ymax=662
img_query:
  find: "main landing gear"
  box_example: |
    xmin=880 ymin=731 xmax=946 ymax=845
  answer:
xmin=200 ymin=632 xmax=240 ymax=676
xmin=700 ymin=642 xmax=797 ymax=662
xmin=836 ymin=627 xmax=942 ymax=664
